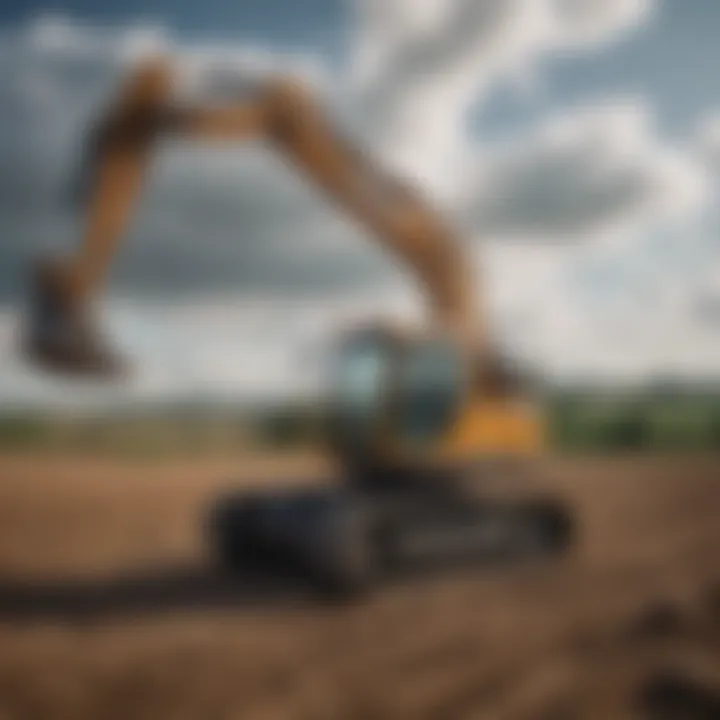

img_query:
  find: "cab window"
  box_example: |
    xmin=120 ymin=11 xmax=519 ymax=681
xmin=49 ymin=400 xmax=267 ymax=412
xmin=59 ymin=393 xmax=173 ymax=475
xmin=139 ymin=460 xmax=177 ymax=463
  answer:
xmin=332 ymin=338 xmax=392 ymax=446
xmin=397 ymin=340 xmax=464 ymax=444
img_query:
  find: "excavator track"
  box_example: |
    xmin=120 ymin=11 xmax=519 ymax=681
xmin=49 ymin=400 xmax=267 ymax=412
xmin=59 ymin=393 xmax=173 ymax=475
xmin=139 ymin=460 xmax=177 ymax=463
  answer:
xmin=207 ymin=481 xmax=573 ymax=597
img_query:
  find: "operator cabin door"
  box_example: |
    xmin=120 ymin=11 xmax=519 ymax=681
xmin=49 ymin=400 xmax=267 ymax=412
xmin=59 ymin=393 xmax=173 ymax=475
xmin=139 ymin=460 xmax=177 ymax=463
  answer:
xmin=393 ymin=338 xmax=469 ymax=465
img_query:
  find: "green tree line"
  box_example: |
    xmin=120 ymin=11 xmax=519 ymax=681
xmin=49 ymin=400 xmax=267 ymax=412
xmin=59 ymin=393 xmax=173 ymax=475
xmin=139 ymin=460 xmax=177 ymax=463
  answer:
xmin=2 ymin=394 xmax=720 ymax=454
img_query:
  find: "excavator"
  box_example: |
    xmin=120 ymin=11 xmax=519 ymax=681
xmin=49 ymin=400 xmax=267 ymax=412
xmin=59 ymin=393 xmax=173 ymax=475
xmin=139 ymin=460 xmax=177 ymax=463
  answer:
xmin=22 ymin=58 xmax=572 ymax=594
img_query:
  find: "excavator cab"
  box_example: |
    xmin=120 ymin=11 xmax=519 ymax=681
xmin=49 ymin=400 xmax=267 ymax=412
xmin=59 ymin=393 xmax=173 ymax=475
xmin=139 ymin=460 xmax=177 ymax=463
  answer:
xmin=327 ymin=324 xmax=543 ymax=487
xmin=329 ymin=326 xmax=466 ymax=467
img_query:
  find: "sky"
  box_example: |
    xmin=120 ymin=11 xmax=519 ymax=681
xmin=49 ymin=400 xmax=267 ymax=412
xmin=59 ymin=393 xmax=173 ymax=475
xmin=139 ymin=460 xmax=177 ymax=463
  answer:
xmin=1 ymin=0 xmax=720 ymax=408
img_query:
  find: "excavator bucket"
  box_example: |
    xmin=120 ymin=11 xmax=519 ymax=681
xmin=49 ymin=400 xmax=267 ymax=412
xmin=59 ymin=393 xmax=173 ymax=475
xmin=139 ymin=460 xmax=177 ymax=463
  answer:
xmin=23 ymin=258 xmax=127 ymax=378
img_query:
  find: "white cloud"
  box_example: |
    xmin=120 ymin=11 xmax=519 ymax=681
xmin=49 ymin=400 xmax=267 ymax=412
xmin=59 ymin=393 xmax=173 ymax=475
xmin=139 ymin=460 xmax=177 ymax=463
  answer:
xmin=459 ymin=100 xmax=710 ymax=244
xmin=350 ymin=0 xmax=655 ymax=194
xmin=26 ymin=14 xmax=169 ymax=62
xmin=482 ymin=232 xmax=720 ymax=384
xmin=550 ymin=0 xmax=652 ymax=48
xmin=24 ymin=13 xmax=328 ymax=88
xmin=1 ymin=2 xmax=720 ymax=407
xmin=0 ymin=288 xmax=424 ymax=408
xmin=696 ymin=110 xmax=720 ymax=177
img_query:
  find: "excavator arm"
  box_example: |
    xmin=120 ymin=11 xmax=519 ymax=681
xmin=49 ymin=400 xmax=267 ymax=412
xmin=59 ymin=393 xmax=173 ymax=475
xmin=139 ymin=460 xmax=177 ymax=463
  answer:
xmin=26 ymin=58 xmax=485 ymax=375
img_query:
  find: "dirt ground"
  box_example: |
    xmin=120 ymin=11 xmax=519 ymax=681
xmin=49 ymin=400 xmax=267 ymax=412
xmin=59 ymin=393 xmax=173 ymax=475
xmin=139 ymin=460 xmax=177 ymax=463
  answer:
xmin=0 ymin=452 xmax=718 ymax=720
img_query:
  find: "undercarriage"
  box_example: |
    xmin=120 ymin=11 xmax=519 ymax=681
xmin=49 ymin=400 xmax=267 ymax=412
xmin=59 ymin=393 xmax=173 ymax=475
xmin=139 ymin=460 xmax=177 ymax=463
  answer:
xmin=207 ymin=469 xmax=573 ymax=597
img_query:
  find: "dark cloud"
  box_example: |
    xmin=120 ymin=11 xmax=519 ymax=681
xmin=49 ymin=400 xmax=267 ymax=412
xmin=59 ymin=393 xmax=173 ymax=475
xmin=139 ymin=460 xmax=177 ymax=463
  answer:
xmin=0 ymin=26 xmax=404 ymax=305
xmin=458 ymin=104 xmax=707 ymax=242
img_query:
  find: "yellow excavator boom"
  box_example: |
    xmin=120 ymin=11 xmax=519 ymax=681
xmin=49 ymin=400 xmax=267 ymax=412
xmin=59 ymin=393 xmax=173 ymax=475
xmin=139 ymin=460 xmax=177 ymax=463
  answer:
xmin=70 ymin=58 xmax=482 ymax=351
xmin=24 ymin=56 xmax=541 ymax=461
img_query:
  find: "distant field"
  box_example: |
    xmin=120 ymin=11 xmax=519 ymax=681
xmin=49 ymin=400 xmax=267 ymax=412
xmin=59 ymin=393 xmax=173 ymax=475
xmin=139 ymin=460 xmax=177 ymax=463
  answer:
xmin=0 ymin=452 xmax=719 ymax=719
xmin=3 ymin=391 xmax=720 ymax=458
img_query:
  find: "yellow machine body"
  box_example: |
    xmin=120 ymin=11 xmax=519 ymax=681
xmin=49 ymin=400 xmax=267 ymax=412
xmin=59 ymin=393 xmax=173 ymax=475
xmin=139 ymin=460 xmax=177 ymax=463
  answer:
xmin=445 ymin=398 xmax=544 ymax=458
xmin=329 ymin=325 xmax=543 ymax=475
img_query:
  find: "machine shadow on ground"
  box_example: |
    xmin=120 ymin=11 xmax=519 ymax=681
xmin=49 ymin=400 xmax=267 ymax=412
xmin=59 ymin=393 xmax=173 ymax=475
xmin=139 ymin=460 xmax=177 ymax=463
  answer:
xmin=0 ymin=563 xmax=318 ymax=621
xmin=0 ymin=551 xmax=565 ymax=623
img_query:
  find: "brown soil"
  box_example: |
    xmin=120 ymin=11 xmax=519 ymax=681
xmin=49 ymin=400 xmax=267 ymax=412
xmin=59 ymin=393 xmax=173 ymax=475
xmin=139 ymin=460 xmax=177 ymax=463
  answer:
xmin=0 ymin=452 xmax=718 ymax=719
